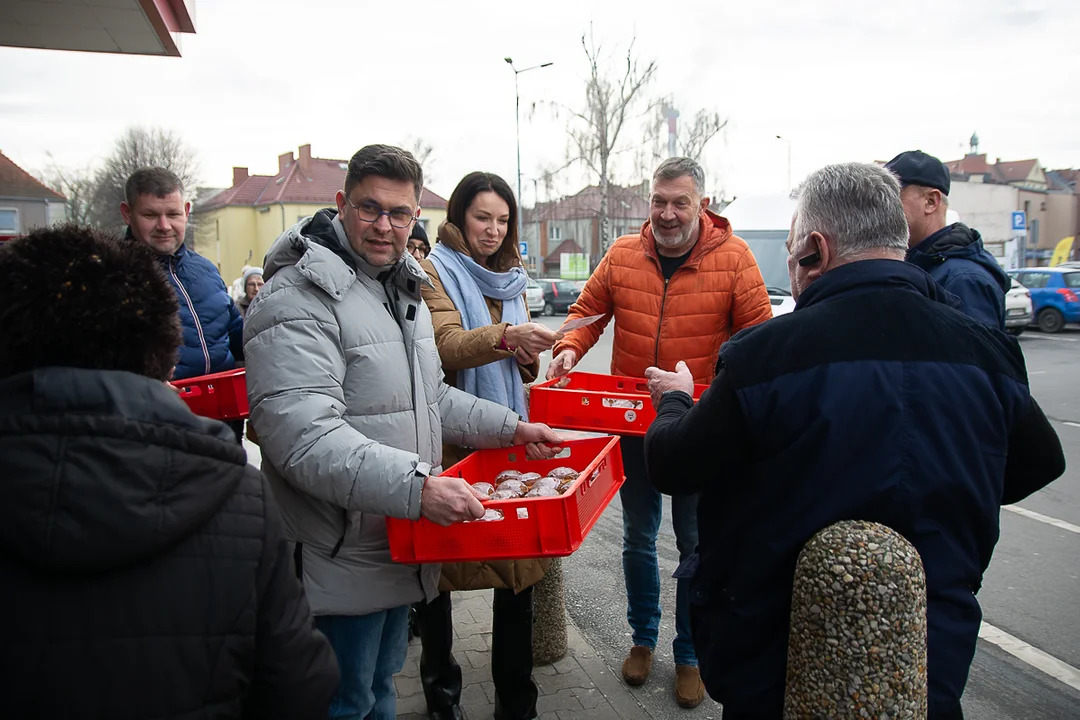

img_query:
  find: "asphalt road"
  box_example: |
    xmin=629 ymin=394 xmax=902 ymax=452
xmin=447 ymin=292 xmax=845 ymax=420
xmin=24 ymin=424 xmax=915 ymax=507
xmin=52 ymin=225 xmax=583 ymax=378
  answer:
xmin=531 ymin=315 xmax=1080 ymax=719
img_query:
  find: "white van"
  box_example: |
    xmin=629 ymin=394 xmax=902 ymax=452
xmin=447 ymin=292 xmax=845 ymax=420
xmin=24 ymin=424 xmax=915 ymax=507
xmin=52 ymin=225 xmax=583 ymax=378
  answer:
xmin=722 ymin=195 xmax=797 ymax=317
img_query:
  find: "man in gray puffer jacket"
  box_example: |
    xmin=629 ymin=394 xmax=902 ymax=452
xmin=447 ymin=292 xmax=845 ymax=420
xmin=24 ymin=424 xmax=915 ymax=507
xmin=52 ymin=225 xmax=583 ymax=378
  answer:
xmin=243 ymin=144 xmax=561 ymax=720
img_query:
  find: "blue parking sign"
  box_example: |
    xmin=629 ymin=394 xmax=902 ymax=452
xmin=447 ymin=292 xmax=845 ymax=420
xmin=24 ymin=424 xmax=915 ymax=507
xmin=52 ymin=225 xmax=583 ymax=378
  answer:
xmin=519 ymin=241 xmax=528 ymax=258
xmin=1011 ymin=211 xmax=1027 ymax=231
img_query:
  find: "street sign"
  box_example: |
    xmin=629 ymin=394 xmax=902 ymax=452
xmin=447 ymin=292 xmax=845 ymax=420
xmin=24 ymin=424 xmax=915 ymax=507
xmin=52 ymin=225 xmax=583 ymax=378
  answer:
xmin=519 ymin=241 xmax=528 ymax=258
xmin=1011 ymin=211 xmax=1027 ymax=232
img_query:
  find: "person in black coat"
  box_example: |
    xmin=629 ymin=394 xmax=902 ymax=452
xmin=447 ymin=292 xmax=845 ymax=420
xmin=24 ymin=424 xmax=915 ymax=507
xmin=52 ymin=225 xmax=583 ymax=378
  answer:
xmin=0 ymin=224 xmax=340 ymax=719
xmin=643 ymin=162 xmax=1065 ymax=720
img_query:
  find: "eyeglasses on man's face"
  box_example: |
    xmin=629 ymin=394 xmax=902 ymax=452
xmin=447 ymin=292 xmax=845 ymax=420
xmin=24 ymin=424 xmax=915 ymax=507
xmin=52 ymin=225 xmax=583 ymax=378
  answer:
xmin=345 ymin=196 xmax=417 ymax=229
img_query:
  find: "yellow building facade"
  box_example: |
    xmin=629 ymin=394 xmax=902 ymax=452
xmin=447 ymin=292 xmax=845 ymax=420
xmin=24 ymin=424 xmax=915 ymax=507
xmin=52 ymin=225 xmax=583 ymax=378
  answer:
xmin=194 ymin=144 xmax=447 ymax=285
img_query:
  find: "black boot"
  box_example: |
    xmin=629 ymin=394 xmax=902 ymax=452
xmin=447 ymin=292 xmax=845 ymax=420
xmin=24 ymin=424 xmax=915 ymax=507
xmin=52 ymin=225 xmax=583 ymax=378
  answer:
xmin=416 ymin=592 xmax=463 ymax=720
xmin=491 ymin=586 xmax=539 ymax=720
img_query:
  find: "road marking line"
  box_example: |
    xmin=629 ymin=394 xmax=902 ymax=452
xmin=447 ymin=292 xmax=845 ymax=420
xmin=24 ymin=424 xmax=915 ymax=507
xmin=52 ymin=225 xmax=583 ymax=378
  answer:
xmin=1021 ymin=334 xmax=1078 ymax=342
xmin=979 ymin=622 xmax=1080 ymax=693
xmin=1064 ymin=421 xmax=1080 ymax=429
xmin=1002 ymin=505 xmax=1080 ymax=535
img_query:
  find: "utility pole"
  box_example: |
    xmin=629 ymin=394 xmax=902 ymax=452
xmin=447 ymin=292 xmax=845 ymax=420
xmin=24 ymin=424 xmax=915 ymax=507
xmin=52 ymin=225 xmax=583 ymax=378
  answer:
xmin=505 ymin=57 xmax=553 ymax=246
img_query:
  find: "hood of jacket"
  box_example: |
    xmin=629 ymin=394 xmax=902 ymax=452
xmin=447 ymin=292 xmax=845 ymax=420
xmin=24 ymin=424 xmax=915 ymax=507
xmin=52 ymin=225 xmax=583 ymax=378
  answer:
xmin=0 ymin=367 xmax=246 ymax=573
xmin=907 ymin=223 xmax=1010 ymax=293
xmin=262 ymin=208 xmax=431 ymax=302
xmin=638 ymin=209 xmax=732 ymax=268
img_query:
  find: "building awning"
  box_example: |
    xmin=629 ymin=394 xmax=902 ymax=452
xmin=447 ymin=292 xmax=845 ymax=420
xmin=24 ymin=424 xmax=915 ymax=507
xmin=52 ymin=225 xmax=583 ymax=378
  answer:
xmin=0 ymin=0 xmax=196 ymax=57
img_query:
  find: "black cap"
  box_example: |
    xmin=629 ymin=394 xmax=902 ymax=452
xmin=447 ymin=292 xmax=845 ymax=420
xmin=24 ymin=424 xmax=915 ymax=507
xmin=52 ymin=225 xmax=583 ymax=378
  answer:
xmin=409 ymin=222 xmax=428 ymax=243
xmin=885 ymin=150 xmax=950 ymax=196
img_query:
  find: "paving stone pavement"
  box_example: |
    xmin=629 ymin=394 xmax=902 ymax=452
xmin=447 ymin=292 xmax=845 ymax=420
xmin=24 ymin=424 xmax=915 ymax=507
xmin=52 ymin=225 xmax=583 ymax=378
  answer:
xmin=395 ymin=590 xmax=654 ymax=720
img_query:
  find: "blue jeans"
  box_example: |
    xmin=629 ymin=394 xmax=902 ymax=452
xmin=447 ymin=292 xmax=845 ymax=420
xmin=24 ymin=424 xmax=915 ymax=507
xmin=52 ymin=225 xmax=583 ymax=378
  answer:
xmin=620 ymin=435 xmax=699 ymax=666
xmin=315 ymin=606 xmax=410 ymax=720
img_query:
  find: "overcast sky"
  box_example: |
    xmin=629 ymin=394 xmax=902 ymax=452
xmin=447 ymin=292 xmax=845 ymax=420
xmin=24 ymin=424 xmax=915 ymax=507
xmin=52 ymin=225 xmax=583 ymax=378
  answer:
xmin=1 ymin=0 xmax=1076 ymax=205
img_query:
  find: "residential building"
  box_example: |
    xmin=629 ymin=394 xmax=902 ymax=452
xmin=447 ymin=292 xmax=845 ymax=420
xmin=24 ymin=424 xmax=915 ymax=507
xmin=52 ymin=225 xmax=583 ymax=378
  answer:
xmin=0 ymin=150 xmax=66 ymax=241
xmin=522 ymin=183 xmax=650 ymax=276
xmin=193 ymin=144 xmax=447 ymax=283
xmin=944 ymin=145 xmax=1079 ymax=264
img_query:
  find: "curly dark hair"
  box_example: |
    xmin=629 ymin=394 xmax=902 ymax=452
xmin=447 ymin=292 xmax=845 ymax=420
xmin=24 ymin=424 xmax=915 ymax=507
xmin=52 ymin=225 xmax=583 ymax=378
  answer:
xmin=0 ymin=224 xmax=181 ymax=381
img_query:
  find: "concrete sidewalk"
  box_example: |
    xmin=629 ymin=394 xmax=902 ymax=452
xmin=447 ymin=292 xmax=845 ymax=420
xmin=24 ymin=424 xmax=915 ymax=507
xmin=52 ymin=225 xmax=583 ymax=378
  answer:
xmin=395 ymin=590 xmax=653 ymax=720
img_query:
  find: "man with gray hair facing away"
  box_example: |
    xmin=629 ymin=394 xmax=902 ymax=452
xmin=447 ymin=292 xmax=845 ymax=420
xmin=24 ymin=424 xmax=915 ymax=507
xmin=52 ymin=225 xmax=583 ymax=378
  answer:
xmin=548 ymin=156 xmax=773 ymax=708
xmin=643 ymin=162 xmax=1064 ymax=719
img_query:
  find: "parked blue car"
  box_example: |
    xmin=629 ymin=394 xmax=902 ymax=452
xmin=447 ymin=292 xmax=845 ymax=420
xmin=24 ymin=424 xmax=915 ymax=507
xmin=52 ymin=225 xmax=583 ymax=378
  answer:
xmin=1007 ymin=267 xmax=1080 ymax=333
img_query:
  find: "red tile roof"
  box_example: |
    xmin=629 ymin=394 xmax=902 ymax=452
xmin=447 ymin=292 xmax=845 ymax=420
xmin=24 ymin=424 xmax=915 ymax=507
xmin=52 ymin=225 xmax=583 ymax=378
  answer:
xmin=525 ymin=184 xmax=650 ymax=222
xmin=197 ymin=148 xmax=446 ymax=211
xmin=945 ymin=154 xmax=1043 ymax=186
xmin=0 ymin=151 xmax=65 ymax=200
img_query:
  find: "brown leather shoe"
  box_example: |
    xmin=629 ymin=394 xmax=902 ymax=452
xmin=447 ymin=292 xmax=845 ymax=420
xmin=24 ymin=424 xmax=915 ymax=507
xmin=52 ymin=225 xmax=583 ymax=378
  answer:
xmin=674 ymin=665 xmax=705 ymax=709
xmin=621 ymin=645 xmax=653 ymax=686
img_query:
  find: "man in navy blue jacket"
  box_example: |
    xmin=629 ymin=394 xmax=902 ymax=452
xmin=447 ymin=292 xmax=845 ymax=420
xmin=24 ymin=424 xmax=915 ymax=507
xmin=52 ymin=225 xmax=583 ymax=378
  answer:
xmin=121 ymin=167 xmax=244 ymax=381
xmin=122 ymin=168 xmax=244 ymax=440
xmin=886 ymin=150 xmax=1009 ymax=329
xmin=643 ymin=162 xmax=1064 ymax=720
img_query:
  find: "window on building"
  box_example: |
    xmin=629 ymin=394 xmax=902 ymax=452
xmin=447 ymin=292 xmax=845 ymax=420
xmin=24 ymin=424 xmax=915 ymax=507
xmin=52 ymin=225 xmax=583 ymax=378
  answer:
xmin=418 ymin=218 xmax=429 ymax=231
xmin=549 ymin=225 xmax=562 ymax=241
xmin=0 ymin=209 xmax=17 ymax=234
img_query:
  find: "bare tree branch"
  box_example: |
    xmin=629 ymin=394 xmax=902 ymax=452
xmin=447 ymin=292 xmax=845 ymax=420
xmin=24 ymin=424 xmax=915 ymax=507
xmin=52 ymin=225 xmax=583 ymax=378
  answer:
xmin=564 ymin=25 xmax=657 ymax=254
xmin=38 ymin=153 xmax=97 ymax=226
xmin=88 ymin=126 xmax=200 ymax=242
xmin=401 ymin=136 xmax=435 ymax=184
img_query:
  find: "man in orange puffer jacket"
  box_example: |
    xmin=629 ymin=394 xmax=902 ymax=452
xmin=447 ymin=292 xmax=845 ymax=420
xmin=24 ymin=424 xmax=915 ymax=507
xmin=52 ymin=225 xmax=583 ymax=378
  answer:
xmin=547 ymin=156 xmax=772 ymax=710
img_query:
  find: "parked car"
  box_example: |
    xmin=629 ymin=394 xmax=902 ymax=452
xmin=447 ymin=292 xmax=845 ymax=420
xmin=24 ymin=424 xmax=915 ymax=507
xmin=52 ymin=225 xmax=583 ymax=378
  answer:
xmin=536 ymin=278 xmax=580 ymax=317
xmin=526 ymin=277 xmax=545 ymax=316
xmin=1007 ymin=267 xmax=1080 ymax=333
xmin=1004 ymin=278 xmax=1033 ymax=335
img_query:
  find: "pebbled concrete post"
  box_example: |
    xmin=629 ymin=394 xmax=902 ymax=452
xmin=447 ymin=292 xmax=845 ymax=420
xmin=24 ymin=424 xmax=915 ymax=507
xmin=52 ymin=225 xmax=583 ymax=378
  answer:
xmin=532 ymin=557 xmax=568 ymax=665
xmin=784 ymin=520 xmax=928 ymax=720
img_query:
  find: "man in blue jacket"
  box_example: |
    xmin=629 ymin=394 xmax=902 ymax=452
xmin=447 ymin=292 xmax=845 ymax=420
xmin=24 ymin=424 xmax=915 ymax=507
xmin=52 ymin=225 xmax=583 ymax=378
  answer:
xmin=121 ymin=167 xmax=244 ymax=438
xmin=886 ymin=150 xmax=1009 ymax=329
xmin=643 ymin=162 xmax=1064 ymax=719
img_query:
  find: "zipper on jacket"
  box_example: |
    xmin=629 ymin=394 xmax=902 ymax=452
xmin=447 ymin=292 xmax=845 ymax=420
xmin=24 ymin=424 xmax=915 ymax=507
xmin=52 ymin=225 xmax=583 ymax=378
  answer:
xmin=170 ymin=256 xmax=211 ymax=375
xmin=329 ymin=534 xmax=345 ymax=559
xmin=654 ymin=277 xmax=670 ymax=366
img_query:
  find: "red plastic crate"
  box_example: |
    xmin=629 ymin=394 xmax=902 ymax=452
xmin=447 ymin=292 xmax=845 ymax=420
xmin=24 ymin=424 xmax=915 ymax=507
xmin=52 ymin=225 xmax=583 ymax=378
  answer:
xmin=529 ymin=372 xmax=707 ymax=436
xmin=387 ymin=435 xmax=624 ymax=563
xmin=171 ymin=368 xmax=249 ymax=421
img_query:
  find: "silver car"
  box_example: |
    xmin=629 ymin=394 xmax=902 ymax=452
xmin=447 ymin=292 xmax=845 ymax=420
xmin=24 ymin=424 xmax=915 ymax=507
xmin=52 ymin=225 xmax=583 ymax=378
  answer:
xmin=526 ymin=277 xmax=545 ymax=316
xmin=1004 ymin=278 xmax=1033 ymax=335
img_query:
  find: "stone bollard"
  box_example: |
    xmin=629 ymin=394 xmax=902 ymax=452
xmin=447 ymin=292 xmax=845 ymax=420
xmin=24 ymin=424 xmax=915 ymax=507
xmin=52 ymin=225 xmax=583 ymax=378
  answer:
xmin=532 ymin=557 xmax=568 ymax=665
xmin=784 ymin=520 xmax=928 ymax=720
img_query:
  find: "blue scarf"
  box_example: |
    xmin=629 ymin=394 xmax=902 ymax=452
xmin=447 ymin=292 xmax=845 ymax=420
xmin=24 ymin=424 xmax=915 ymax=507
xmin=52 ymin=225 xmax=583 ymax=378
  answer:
xmin=429 ymin=242 xmax=529 ymax=419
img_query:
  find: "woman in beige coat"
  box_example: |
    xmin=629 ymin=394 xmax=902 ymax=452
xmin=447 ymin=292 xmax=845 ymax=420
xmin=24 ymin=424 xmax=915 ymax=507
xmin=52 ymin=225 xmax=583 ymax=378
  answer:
xmin=415 ymin=171 xmax=560 ymax=720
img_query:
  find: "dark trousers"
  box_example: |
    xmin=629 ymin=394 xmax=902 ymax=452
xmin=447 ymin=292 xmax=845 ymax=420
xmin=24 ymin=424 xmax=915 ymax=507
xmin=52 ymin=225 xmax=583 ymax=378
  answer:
xmin=228 ymin=419 xmax=244 ymax=444
xmin=415 ymin=589 xmax=538 ymax=720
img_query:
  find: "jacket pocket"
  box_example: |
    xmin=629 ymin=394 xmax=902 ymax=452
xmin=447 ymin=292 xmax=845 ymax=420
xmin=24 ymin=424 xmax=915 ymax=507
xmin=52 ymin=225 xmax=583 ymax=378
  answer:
xmin=341 ymin=509 xmax=390 ymax=552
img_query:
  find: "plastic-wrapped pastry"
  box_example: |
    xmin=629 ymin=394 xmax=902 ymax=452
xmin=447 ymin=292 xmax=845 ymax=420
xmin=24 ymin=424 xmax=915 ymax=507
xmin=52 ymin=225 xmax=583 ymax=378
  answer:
xmin=525 ymin=485 xmax=560 ymax=498
xmin=556 ymin=478 xmax=577 ymax=494
xmin=495 ymin=479 xmax=527 ymax=496
xmin=469 ymin=482 xmax=495 ymax=500
xmin=495 ymin=469 xmax=523 ymax=483
xmin=547 ymin=467 xmax=579 ymax=481
xmin=519 ymin=472 xmax=543 ymax=486
xmin=532 ymin=476 xmax=559 ymax=492
xmin=477 ymin=508 xmax=504 ymax=522
xmin=491 ymin=489 xmax=520 ymax=500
